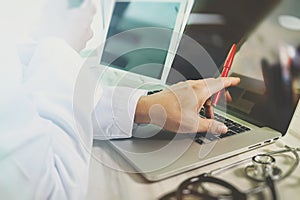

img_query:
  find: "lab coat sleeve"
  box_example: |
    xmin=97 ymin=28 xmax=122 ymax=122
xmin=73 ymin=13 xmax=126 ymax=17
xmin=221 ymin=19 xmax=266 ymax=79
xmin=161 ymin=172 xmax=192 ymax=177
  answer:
xmin=92 ymin=86 xmax=147 ymax=140
xmin=22 ymin=37 xmax=93 ymax=199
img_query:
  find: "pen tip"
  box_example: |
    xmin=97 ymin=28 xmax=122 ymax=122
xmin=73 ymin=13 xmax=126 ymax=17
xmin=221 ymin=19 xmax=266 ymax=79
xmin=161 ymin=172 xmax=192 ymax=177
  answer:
xmin=231 ymin=43 xmax=237 ymax=52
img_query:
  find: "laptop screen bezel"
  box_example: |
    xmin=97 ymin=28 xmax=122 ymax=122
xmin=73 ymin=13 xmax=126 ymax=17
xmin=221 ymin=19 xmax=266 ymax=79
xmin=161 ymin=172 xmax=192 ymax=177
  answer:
xmin=96 ymin=0 xmax=194 ymax=86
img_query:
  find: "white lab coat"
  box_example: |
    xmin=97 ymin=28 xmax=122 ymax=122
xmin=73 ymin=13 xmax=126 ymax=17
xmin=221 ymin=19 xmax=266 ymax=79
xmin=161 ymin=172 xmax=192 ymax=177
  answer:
xmin=0 ymin=36 xmax=145 ymax=199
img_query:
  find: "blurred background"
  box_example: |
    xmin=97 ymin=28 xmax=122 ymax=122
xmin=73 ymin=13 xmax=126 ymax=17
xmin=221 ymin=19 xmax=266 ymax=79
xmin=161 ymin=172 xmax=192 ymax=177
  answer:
xmin=168 ymin=0 xmax=300 ymax=82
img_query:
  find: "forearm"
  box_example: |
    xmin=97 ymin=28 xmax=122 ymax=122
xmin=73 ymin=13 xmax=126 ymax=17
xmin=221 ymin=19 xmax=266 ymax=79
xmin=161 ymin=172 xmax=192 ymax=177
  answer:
xmin=134 ymin=95 xmax=151 ymax=124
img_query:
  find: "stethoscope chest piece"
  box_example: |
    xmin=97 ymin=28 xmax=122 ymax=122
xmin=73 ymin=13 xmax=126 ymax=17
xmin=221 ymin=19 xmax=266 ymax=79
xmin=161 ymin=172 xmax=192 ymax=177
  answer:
xmin=245 ymin=154 xmax=282 ymax=181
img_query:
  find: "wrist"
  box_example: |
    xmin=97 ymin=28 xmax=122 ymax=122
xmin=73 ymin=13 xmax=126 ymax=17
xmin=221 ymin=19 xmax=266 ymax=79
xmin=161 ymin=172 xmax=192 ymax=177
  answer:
xmin=134 ymin=95 xmax=151 ymax=124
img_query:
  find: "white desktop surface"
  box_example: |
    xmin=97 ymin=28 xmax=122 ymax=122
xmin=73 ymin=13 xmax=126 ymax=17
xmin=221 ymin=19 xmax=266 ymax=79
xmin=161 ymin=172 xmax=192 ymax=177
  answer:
xmin=87 ymin=105 xmax=300 ymax=200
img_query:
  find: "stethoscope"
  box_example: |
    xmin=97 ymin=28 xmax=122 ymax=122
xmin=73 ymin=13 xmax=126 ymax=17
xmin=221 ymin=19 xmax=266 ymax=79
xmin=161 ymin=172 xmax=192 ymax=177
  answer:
xmin=244 ymin=145 xmax=300 ymax=200
xmin=209 ymin=145 xmax=300 ymax=200
xmin=160 ymin=145 xmax=300 ymax=200
xmin=245 ymin=146 xmax=300 ymax=181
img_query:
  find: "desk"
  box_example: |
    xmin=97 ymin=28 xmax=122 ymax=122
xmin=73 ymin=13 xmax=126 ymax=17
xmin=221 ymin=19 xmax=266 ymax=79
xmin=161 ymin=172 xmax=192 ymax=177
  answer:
xmin=87 ymin=108 xmax=300 ymax=200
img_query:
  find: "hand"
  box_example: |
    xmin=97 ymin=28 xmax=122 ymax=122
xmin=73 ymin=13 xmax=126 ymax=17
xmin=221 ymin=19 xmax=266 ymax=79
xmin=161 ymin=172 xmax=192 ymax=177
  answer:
xmin=202 ymin=88 xmax=234 ymax=119
xmin=135 ymin=77 xmax=240 ymax=134
xmin=32 ymin=0 xmax=96 ymax=52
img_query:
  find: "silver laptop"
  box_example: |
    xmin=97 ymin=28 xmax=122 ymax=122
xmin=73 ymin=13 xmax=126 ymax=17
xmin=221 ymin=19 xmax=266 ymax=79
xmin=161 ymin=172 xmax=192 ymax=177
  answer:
xmin=99 ymin=0 xmax=300 ymax=181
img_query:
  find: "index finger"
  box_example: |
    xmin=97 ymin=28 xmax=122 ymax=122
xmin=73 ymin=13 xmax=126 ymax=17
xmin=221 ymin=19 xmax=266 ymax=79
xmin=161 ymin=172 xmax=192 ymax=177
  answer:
xmin=202 ymin=77 xmax=240 ymax=99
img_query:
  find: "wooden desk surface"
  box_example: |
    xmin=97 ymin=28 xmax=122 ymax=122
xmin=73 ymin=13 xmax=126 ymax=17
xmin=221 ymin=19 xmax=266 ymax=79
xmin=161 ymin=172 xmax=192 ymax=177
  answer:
xmin=87 ymin=105 xmax=300 ymax=200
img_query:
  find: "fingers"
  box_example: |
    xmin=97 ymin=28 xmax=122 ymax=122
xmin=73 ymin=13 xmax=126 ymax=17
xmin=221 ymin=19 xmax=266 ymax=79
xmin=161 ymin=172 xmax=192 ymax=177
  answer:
xmin=203 ymin=77 xmax=240 ymax=98
xmin=221 ymin=77 xmax=240 ymax=87
xmin=193 ymin=77 xmax=239 ymax=134
xmin=204 ymin=99 xmax=214 ymax=118
xmin=197 ymin=117 xmax=228 ymax=134
xmin=225 ymin=90 xmax=232 ymax=102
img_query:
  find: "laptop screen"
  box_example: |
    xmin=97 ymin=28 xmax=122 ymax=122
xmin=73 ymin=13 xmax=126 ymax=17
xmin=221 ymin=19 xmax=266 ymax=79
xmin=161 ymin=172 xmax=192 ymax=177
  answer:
xmin=100 ymin=1 xmax=180 ymax=79
xmin=168 ymin=0 xmax=300 ymax=135
xmin=221 ymin=0 xmax=300 ymax=135
xmin=167 ymin=0 xmax=281 ymax=82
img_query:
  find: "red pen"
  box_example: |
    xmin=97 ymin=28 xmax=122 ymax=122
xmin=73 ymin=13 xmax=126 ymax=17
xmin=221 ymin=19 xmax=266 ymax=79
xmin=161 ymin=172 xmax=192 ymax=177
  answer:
xmin=212 ymin=44 xmax=237 ymax=107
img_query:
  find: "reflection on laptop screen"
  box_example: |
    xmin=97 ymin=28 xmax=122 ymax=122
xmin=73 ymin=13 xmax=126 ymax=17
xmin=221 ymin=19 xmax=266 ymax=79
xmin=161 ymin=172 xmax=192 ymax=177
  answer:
xmin=100 ymin=2 xmax=180 ymax=79
xmin=168 ymin=0 xmax=280 ymax=82
xmin=168 ymin=0 xmax=299 ymax=135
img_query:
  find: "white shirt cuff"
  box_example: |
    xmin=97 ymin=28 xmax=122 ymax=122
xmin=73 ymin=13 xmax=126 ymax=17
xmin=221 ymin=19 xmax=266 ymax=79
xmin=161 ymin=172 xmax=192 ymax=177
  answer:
xmin=93 ymin=87 xmax=147 ymax=140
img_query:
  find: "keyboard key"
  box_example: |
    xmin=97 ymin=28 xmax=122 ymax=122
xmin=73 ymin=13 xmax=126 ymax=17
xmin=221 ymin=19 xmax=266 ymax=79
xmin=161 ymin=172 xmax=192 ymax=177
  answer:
xmin=225 ymin=121 xmax=233 ymax=127
xmin=196 ymin=108 xmax=252 ymax=142
xmin=195 ymin=132 xmax=205 ymax=138
xmin=204 ymin=133 xmax=219 ymax=141
xmin=225 ymin=118 xmax=233 ymax=123
xmin=196 ymin=132 xmax=219 ymax=141
xmin=216 ymin=115 xmax=225 ymax=122
xmin=219 ymin=130 xmax=236 ymax=138
xmin=195 ymin=138 xmax=204 ymax=144
xmin=240 ymin=126 xmax=251 ymax=131
xmin=199 ymin=110 xmax=205 ymax=116
xmin=229 ymin=126 xmax=244 ymax=133
xmin=232 ymin=122 xmax=242 ymax=127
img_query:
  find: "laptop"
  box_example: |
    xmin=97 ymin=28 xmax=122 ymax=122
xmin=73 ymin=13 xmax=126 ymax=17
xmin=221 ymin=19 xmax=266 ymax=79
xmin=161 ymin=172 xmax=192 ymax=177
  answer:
xmin=96 ymin=0 xmax=300 ymax=181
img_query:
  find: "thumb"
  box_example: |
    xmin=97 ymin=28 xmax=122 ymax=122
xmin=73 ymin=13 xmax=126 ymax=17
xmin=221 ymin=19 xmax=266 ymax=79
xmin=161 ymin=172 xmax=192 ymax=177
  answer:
xmin=197 ymin=117 xmax=228 ymax=134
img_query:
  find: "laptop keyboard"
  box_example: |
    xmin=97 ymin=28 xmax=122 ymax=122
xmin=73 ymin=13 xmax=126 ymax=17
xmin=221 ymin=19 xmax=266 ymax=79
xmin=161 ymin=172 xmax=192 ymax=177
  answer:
xmin=195 ymin=108 xmax=251 ymax=144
